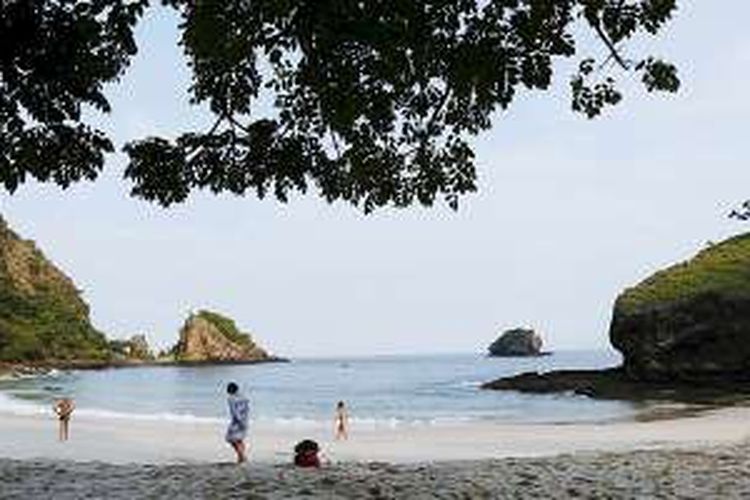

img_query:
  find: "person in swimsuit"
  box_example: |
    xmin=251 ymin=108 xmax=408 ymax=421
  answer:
xmin=53 ymin=397 xmax=75 ymax=441
xmin=225 ymin=382 xmax=250 ymax=463
xmin=334 ymin=400 xmax=348 ymax=440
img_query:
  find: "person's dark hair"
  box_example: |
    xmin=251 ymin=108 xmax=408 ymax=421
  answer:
xmin=227 ymin=382 xmax=238 ymax=395
xmin=294 ymin=439 xmax=319 ymax=454
xmin=337 ymin=400 xmax=345 ymax=408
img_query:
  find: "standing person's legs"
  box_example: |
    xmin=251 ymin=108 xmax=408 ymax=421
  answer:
xmin=336 ymin=422 xmax=347 ymax=440
xmin=62 ymin=418 xmax=70 ymax=441
xmin=238 ymin=440 xmax=247 ymax=462
xmin=230 ymin=440 xmax=246 ymax=463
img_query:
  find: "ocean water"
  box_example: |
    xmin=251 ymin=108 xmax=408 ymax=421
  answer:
xmin=0 ymin=350 xmax=635 ymax=428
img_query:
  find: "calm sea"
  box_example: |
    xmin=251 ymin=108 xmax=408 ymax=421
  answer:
xmin=0 ymin=350 xmax=635 ymax=428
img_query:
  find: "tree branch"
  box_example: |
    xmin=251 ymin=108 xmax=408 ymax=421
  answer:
xmin=593 ymin=22 xmax=630 ymax=70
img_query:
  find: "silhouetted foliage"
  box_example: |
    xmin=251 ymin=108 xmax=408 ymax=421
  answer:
xmin=1 ymin=0 xmax=680 ymax=212
xmin=730 ymin=202 xmax=750 ymax=221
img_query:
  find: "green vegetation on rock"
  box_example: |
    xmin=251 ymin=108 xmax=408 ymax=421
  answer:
xmin=195 ymin=310 xmax=253 ymax=347
xmin=0 ymin=217 xmax=110 ymax=362
xmin=616 ymin=233 xmax=750 ymax=314
xmin=171 ymin=310 xmax=271 ymax=363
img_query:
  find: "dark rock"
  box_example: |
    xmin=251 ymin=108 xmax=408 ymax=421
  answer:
xmin=488 ymin=328 xmax=544 ymax=357
xmin=481 ymin=367 xmax=750 ymax=403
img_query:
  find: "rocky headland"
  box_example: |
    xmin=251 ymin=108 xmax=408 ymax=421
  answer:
xmin=0 ymin=216 xmax=283 ymax=373
xmin=484 ymin=233 xmax=750 ymax=401
xmin=0 ymin=216 xmax=110 ymax=365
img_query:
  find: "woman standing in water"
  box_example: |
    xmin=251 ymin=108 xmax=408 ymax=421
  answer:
xmin=53 ymin=397 xmax=75 ymax=441
xmin=334 ymin=400 xmax=349 ymax=440
xmin=225 ymin=382 xmax=250 ymax=463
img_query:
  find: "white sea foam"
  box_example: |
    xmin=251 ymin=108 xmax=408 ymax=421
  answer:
xmin=0 ymin=391 xmax=472 ymax=429
xmin=0 ymin=392 xmax=48 ymax=416
xmin=73 ymin=408 xmax=223 ymax=425
xmin=0 ymin=391 xmax=222 ymax=424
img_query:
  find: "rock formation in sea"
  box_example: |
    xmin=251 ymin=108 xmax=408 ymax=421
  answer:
xmin=170 ymin=310 xmax=275 ymax=363
xmin=610 ymin=233 xmax=750 ymax=381
xmin=0 ymin=216 xmax=110 ymax=362
xmin=488 ymin=328 xmax=544 ymax=357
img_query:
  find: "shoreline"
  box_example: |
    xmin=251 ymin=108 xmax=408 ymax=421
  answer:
xmin=0 ymin=356 xmax=289 ymax=376
xmin=1 ymin=404 xmax=749 ymax=465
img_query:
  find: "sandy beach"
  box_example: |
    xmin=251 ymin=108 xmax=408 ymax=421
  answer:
xmin=3 ymin=441 xmax=750 ymax=498
xmin=2 ymin=406 xmax=750 ymax=497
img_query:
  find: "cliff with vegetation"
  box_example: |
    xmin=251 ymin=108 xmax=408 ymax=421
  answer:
xmin=170 ymin=310 xmax=276 ymax=363
xmin=610 ymin=233 xmax=750 ymax=381
xmin=0 ymin=216 xmax=110 ymax=362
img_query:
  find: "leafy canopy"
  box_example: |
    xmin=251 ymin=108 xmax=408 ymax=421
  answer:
xmin=1 ymin=0 xmax=680 ymax=212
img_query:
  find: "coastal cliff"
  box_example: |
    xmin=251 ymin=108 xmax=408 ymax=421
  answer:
xmin=611 ymin=234 xmax=750 ymax=381
xmin=171 ymin=310 xmax=276 ymax=363
xmin=0 ymin=216 xmax=109 ymax=362
xmin=484 ymin=232 xmax=750 ymax=399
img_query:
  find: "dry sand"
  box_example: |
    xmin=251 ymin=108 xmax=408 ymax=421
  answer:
xmin=2 ymin=407 xmax=750 ymax=498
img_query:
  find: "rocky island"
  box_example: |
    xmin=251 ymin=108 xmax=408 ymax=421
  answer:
xmin=488 ymin=328 xmax=545 ymax=357
xmin=167 ymin=310 xmax=281 ymax=364
xmin=484 ymin=233 xmax=750 ymax=401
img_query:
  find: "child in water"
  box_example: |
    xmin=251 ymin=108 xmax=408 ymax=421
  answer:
xmin=334 ymin=400 xmax=348 ymax=440
xmin=53 ymin=398 xmax=75 ymax=441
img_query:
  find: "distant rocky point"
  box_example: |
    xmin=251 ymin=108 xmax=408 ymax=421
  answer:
xmin=484 ymin=232 xmax=750 ymax=400
xmin=488 ymin=328 xmax=545 ymax=357
xmin=169 ymin=310 xmax=280 ymax=364
xmin=109 ymin=335 xmax=154 ymax=361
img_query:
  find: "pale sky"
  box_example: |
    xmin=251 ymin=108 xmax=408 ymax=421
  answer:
xmin=0 ymin=3 xmax=748 ymax=357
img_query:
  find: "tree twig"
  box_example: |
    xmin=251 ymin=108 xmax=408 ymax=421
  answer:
xmin=593 ymin=22 xmax=629 ymax=70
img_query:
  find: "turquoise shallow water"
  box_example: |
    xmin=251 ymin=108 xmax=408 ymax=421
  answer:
xmin=0 ymin=350 xmax=635 ymax=427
